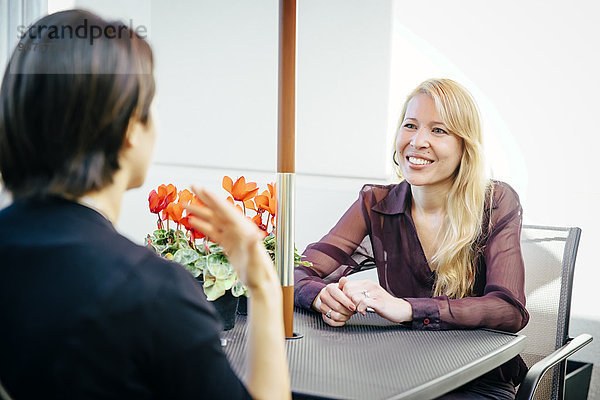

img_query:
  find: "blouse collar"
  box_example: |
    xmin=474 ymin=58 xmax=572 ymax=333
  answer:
xmin=372 ymin=181 xmax=412 ymax=215
xmin=372 ymin=180 xmax=500 ymax=216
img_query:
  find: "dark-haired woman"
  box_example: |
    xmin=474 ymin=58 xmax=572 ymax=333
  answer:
xmin=0 ymin=10 xmax=290 ymax=400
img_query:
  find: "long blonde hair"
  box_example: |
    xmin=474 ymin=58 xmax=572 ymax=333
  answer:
xmin=394 ymin=79 xmax=493 ymax=299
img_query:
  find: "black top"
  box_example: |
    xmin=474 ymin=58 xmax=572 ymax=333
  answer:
xmin=0 ymin=197 xmax=251 ymax=399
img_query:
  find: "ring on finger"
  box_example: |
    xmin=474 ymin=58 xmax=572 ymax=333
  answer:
xmin=325 ymin=309 xmax=332 ymax=319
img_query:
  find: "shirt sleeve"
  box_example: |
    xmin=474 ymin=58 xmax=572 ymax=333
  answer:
xmin=405 ymin=183 xmax=530 ymax=332
xmin=294 ymin=191 xmax=371 ymax=310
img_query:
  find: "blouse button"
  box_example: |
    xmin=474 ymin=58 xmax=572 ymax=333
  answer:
xmin=423 ymin=318 xmax=430 ymax=325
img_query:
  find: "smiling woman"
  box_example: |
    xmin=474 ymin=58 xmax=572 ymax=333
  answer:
xmin=395 ymin=79 xmax=492 ymax=299
xmin=295 ymin=78 xmax=528 ymax=400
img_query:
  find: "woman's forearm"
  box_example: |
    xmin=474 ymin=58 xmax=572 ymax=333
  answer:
xmin=246 ymin=246 xmax=291 ymax=400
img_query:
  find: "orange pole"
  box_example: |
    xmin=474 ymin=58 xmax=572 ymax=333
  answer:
xmin=277 ymin=0 xmax=296 ymax=338
xmin=278 ymin=0 xmax=295 ymax=174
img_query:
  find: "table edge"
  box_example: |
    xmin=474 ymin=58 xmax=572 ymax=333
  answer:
xmin=388 ymin=334 xmax=527 ymax=400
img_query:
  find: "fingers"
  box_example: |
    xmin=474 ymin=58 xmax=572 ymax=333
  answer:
xmin=355 ymin=297 xmax=374 ymax=315
xmin=190 ymin=186 xmax=224 ymax=212
xmin=341 ymin=280 xmax=375 ymax=302
xmin=338 ymin=276 xmax=349 ymax=290
xmin=185 ymin=202 xmax=213 ymax=222
xmin=185 ymin=186 xmax=262 ymax=245
xmin=188 ymin=216 xmax=217 ymax=239
xmin=187 ymin=186 xmax=235 ymax=223
xmin=316 ymin=284 xmax=355 ymax=327
xmin=320 ymin=284 xmax=355 ymax=315
xmin=319 ymin=302 xmax=351 ymax=327
xmin=322 ymin=312 xmax=347 ymax=327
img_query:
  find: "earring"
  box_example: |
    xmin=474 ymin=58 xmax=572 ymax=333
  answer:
xmin=393 ymin=151 xmax=400 ymax=166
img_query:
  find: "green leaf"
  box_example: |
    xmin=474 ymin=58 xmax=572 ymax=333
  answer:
xmin=208 ymin=242 xmax=225 ymax=254
xmin=173 ymin=248 xmax=200 ymax=266
xmin=195 ymin=256 xmax=207 ymax=272
xmin=152 ymin=229 xmax=168 ymax=240
xmin=203 ymin=276 xmax=234 ymax=300
xmin=149 ymin=242 xmax=166 ymax=253
xmin=183 ymin=263 xmax=202 ymax=278
xmin=295 ymin=260 xmax=312 ymax=267
xmin=204 ymin=283 xmax=225 ymax=301
xmin=231 ymin=280 xmax=247 ymax=297
xmin=206 ymin=254 xmax=234 ymax=280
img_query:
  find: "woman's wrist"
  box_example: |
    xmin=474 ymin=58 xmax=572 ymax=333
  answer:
xmin=396 ymin=298 xmax=413 ymax=323
xmin=244 ymin=241 xmax=279 ymax=291
xmin=312 ymin=292 xmax=322 ymax=312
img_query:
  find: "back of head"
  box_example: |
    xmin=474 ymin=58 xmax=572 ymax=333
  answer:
xmin=0 ymin=9 xmax=155 ymax=200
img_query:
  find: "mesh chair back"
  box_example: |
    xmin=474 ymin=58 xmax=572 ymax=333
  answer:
xmin=518 ymin=225 xmax=581 ymax=400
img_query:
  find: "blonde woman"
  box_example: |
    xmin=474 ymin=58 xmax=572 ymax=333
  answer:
xmin=294 ymin=79 xmax=529 ymax=399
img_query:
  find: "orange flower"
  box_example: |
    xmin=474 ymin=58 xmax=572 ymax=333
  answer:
xmin=148 ymin=190 xmax=166 ymax=214
xmin=148 ymin=184 xmax=178 ymax=214
xmin=178 ymin=189 xmax=194 ymax=206
xmin=251 ymin=213 xmax=263 ymax=227
xmin=244 ymin=199 xmax=257 ymax=211
xmin=163 ymin=202 xmax=184 ymax=224
xmin=159 ymin=184 xmax=177 ymax=204
xmin=250 ymin=214 xmax=268 ymax=238
xmin=223 ymin=176 xmax=259 ymax=202
xmin=255 ymin=182 xmax=277 ymax=217
xmin=180 ymin=215 xmax=206 ymax=241
xmin=225 ymin=196 xmax=243 ymax=213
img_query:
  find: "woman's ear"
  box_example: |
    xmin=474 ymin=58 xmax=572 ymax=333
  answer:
xmin=119 ymin=115 xmax=156 ymax=190
xmin=123 ymin=118 xmax=145 ymax=149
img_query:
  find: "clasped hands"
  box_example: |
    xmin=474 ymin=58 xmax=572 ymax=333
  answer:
xmin=314 ymin=277 xmax=413 ymax=327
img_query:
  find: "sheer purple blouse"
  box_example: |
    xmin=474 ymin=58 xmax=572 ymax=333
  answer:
xmin=295 ymin=180 xmax=529 ymax=332
xmin=294 ymin=180 xmax=530 ymax=383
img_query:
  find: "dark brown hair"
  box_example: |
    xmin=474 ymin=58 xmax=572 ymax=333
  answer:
xmin=0 ymin=9 xmax=155 ymax=199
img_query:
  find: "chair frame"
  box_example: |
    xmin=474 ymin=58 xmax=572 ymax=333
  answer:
xmin=515 ymin=225 xmax=592 ymax=400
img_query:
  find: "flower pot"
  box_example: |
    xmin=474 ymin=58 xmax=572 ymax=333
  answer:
xmin=237 ymin=295 xmax=248 ymax=315
xmin=211 ymin=291 xmax=238 ymax=331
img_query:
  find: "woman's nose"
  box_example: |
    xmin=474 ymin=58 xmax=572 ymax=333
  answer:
xmin=410 ymin=128 xmax=430 ymax=149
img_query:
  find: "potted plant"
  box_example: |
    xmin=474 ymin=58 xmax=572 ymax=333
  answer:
xmin=145 ymin=178 xmax=310 ymax=330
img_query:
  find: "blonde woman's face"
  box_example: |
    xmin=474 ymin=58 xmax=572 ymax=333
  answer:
xmin=396 ymin=93 xmax=463 ymax=188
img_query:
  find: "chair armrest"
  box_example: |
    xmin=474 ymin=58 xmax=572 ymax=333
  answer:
xmin=515 ymin=333 xmax=593 ymax=400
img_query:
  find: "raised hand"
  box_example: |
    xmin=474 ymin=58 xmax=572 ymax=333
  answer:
xmin=185 ymin=186 xmax=291 ymax=400
xmin=185 ymin=186 xmax=275 ymax=290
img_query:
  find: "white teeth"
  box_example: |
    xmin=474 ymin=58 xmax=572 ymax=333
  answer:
xmin=408 ymin=156 xmax=432 ymax=165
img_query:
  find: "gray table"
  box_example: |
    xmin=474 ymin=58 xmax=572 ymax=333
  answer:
xmin=221 ymin=308 xmax=526 ymax=400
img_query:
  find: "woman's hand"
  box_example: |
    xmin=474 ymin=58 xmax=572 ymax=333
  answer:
xmin=314 ymin=282 xmax=356 ymax=327
xmin=339 ymin=277 xmax=413 ymax=324
xmin=185 ymin=186 xmax=276 ymax=291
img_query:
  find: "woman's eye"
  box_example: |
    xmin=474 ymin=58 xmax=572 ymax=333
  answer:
xmin=432 ymin=127 xmax=448 ymax=135
xmin=403 ymin=123 xmax=417 ymax=129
